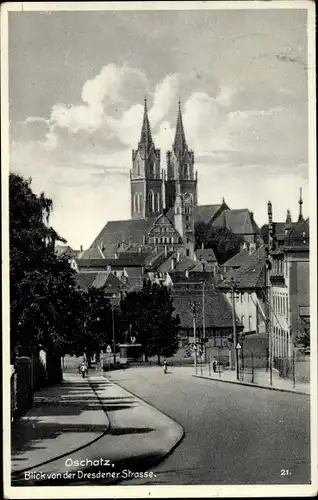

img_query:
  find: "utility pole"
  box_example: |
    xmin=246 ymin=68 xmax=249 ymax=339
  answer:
xmin=202 ymin=281 xmax=206 ymax=362
xmin=111 ymin=303 xmax=116 ymax=365
xmin=192 ymin=302 xmax=197 ymax=374
xmin=230 ymin=277 xmax=240 ymax=380
xmin=266 ymin=201 xmax=274 ymax=386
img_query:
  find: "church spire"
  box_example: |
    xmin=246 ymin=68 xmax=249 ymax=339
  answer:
xmin=298 ymin=187 xmax=303 ymax=221
xmin=139 ymin=97 xmax=153 ymax=150
xmin=173 ymin=99 xmax=187 ymax=157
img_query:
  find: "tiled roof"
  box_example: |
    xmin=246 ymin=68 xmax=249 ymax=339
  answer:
xmin=146 ymin=250 xmax=175 ymax=271
xmin=165 ymin=204 xmax=226 ymax=225
xmin=75 ymin=273 xmax=98 ymax=290
xmin=212 ymin=209 xmax=260 ymax=235
xmin=194 ymin=205 xmax=222 ymax=223
xmin=219 ymin=245 xmax=266 ymax=290
xmin=93 ymin=272 xmax=127 ymax=293
xmin=284 ymin=218 xmax=309 ymax=248
xmin=89 ymin=218 xmax=156 ymax=257
xmin=174 ymin=258 xmax=197 ymax=272
xmin=223 ymin=248 xmax=249 ymax=268
xmin=80 ymin=246 xmax=105 ymax=259
xmin=172 ymin=290 xmax=240 ymax=329
xmin=169 ymin=271 xmax=217 ymax=285
xmin=76 ymin=253 xmax=149 ymax=269
xmin=195 ymin=248 xmax=217 ymax=262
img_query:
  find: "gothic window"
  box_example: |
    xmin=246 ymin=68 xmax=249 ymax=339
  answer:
xmin=186 ymin=249 xmax=190 ymax=256
xmin=134 ymin=193 xmax=139 ymax=213
xmin=148 ymin=190 xmax=154 ymax=212
xmin=149 ymin=162 xmax=154 ymax=179
xmin=156 ymin=193 xmax=160 ymax=212
xmin=138 ymin=193 xmax=142 ymax=213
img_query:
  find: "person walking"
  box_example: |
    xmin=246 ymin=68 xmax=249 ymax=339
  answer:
xmin=212 ymin=357 xmax=218 ymax=373
xmin=163 ymin=358 xmax=168 ymax=374
xmin=80 ymin=361 xmax=88 ymax=378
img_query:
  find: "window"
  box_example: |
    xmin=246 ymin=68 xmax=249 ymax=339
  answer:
xmin=240 ymin=293 xmax=243 ymax=303
xmin=241 ymin=315 xmax=245 ymax=326
xmin=156 ymin=193 xmax=160 ymax=212
xmin=148 ymin=190 xmax=154 ymax=212
xmin=248 ymin=316 xmax=252 ymax=330
xmin=186 ymin=216 xmax=189 ymax=221
xmin=137 ymin=162 xmax=141 ymax=176
xmin=186 ymin=249 xmax=190 ymax=256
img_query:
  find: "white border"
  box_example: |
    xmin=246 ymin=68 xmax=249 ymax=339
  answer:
xmin=1 ymin=1 xmax=317 ymax=498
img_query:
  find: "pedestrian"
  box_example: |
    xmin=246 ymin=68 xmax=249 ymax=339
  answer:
xmin=212 ymin=357 xmax=217 ymax=373
xmin=163 ymin=358 xmax=168 ymax=374
xmin=80 ymin=361 xmax=88 ymax=378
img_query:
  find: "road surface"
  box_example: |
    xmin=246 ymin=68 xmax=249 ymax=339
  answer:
xmin=108 ymin=366 xmax=310 ymax=485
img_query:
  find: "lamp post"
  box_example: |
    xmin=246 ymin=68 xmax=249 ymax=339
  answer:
xmin=230 ymin=277 xmax=240 ymax=380
xmin=192 ymin=302 xmax=197 ymax=374
xmin=202 ymin=281 xmax=206 ymax=362
xmin=111 ymin=301 xmax=116 ymax=365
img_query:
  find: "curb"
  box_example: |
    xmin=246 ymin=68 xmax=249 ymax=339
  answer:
xmin=192 ymin=374 xmax=310 ymax=396
xmin=102 ymin=373 xmax=185 ymax=484
xmin=12 ymin=374 xmax=185 ymax=487
xmin=11 ymin=376 xmax=110 ymax=480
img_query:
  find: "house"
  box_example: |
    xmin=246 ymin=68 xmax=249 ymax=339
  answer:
xmin=267 ymin=193 xmax=310 ymax=359
xmin=219 ymin=245 xmax=267 ymax=336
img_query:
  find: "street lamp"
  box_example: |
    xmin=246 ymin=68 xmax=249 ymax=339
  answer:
xmin=192 ymin=302 xmax=197 ymax=374
xmin=111 ymin=300 xmax=116 ymax=365
xmin=230 ymin=277 xmax=240 ymax=380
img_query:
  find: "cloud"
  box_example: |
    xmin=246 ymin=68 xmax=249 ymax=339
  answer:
xmin=149 ymin=73 xmax=180 ymax=126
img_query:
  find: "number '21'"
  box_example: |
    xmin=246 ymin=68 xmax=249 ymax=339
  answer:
xmin=281 ymin=469 xmax=291 ymax=476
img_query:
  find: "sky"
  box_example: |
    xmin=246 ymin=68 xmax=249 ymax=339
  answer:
xmin=8 ymin=6 xmax=310 ymax=249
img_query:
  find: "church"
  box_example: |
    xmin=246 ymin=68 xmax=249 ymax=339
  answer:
xmin=80 ymin=99 xmax=261 ymax=262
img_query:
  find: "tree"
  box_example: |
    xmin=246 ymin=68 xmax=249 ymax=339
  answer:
xmin=69 ymin=287 xmax=113 ymax=366
xmin=194 ymin=221 xmax=244 ymax=264
xmin=120 ymin=280 xmax=180 ymax=364
xmin=296 ymin=322 xmax=310 ymax=349
xmin=9 ymin=173 xmax=81 ymax=364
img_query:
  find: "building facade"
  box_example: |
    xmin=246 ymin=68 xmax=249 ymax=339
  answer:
xmin=268 ymin=192 xmax=310 ymax=359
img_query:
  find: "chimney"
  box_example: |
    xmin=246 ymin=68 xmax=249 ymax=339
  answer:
xmin=201 ymin=242 xmax=204 ymax=250
xmin=250 ymin=211 xmax=254 ymax=222
xmin=171 ymin=258 xmax=175 ymax=271
xmin=139 ymin=247 xmax=142 ymax=254
xmin=202 ymin=262 xmax=206 ymax=272
xmin=185 ymin=269 xmax=189 ymax=278
xmin=80 ymin=244 xmax=83 ymax=252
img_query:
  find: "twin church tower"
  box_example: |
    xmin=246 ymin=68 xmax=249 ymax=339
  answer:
xmin=130 ymin=98 xmax=198 ymax=220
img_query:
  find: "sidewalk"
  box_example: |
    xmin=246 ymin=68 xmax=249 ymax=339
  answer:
xmin=193 ymin=367 xmax=310 ymax=395
xmin=11 ymin=370 xmax=184 ymax=486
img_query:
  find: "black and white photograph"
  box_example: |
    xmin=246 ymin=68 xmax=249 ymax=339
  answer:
xmin=2 ymin=1 xmax=316 ymax=498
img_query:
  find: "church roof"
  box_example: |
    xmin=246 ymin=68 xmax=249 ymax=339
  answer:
xmin=138 ymin=98 xmax=153 ymax=153
xmin=212 ymin=209 xmax=259 ymax=235
xmin=89 ymin=218 xmax=156 ymax=257
xmin=194 ymin=204 xmax=223 ymax=224
xmin=173 ymin=101 xmax=188 ymax=156
xmin=76 ymin=252 xmax=149 ymax=270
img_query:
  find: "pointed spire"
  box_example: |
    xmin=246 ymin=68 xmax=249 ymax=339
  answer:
xmin=286 ymin=209 xmax=292 ymax=225
xmin=139 ymin=97 xmax=153 ymax=150
xmin=298 ymin=187 xmax=303 ymax=221
xmin=173 ymin=99 xmax=187 ymax=156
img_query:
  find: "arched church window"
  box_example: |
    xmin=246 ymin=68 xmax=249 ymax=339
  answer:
xmin=148 ymin=190 xmax=154 ymax=213
xmin=156 ymin=193 xmax=160 ymax=213
xmin=134 ymin=193 xmax=139 ymax=213
xmin=149 ymin=162 xmax=154 ymax=179
xmin=138 ymin=193 xmax=142 ymax=213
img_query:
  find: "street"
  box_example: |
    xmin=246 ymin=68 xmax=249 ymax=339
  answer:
xmin=108 ymin=366 xmax=310 ymax=485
